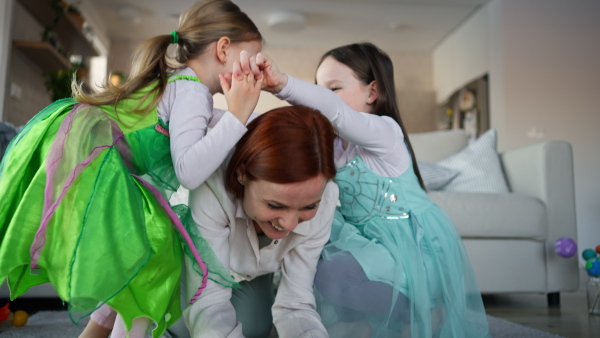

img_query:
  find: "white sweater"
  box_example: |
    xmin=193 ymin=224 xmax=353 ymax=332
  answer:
xmin=183 ymin=168 xmax=338 ymax=337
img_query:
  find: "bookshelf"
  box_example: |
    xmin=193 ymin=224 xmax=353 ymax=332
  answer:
xmin=13 ymin=41 xmax=70 ymax=71
xmin=13 ymin=0 xmax=97 ymax=71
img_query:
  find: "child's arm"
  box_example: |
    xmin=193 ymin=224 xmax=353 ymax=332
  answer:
xmin=169 ymin=62 xmax=262 ymax=190
xmin=253 ymin=53 xmax=401 ymax=158
xmin=279 ymin=75 xmax=402 ymax=157
xmin=208 ymin=108 xmax=260 ymax=129
xmin=168 ymin=83 xmax=246 ymax=190
xmin=219 ymin=54 xmax=263 ymax=126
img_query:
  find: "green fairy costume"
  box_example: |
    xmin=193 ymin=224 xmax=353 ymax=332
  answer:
xmin=0 ymin=75 xmax=237 ymax=337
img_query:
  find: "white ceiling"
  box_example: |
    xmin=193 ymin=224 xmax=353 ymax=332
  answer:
xmin=84 ymin=0 xmax=490 ymax=52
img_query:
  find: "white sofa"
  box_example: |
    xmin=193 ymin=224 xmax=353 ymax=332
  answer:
xmin=409 ymin=129 xmax=579 ymax=306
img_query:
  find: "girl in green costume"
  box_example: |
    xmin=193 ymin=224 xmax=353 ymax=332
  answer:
xmin=0 ymin=1 xmax=264 ymax=337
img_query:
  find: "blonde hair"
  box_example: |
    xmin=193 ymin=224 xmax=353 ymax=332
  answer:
xmin=74 ymin=0 xmax=262 ymax=114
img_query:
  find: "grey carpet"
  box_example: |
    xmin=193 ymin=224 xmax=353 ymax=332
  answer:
xmin=0 ymin=311 xmax=89 ymax=337
xmin=1 ymin=311 xmax=565 ymax=337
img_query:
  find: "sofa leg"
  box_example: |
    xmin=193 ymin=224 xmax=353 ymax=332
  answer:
xmin=547 ymin=292 xmax=560 ymax=307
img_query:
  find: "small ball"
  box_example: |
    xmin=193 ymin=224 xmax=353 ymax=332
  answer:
xmin=554 ymin=237 xmax=577 ymax=258
xmin=587 ymin=258 xmax=600 ymax=277
xmin=596 ymin=245 xmax=600 ymax=254
xmin=12 ymin=310 xmax=28 ymax=327
xmin=586 ymin=258 xmax=596 ymax=270
xmin=582 ymin=248 xmax=597 ymax=260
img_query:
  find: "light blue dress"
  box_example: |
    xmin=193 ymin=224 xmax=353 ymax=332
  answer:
xmin=315 ymin=155 xmax=491 ymax=337
xmin=274 ymin=74 xmax=490 ymax=337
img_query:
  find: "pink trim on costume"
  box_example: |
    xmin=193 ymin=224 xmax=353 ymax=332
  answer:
xmin=30 ymin=105 xmax=125 ymax=269
xmin=154 ymin=124 xmax=170 ymax=137
xmin=29 ymin=105 xmax=207 ymax=304
xmin=131 ymin=174 xmax=209 ymax=304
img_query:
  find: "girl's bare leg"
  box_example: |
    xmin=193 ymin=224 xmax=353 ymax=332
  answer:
xmin=111 ymin=313 xmax=151 ymax=338
xmin=79 ymin=304 xmax=116 ymax=338
xmin=79 ymin=320 xmax=112 ymax=338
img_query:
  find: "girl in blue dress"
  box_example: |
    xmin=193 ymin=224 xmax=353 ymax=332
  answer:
xmin=247 ymin=42 xmax=491 ymax=337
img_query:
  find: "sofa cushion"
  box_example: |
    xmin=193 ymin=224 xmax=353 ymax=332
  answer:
xmin=409 ymin=129 xmax=468 ymax=162
xmin=418 ymin=162 xmax=459 ymax=190
xmin=437 ymin=128 xmax=510 ymax=193
xmin=428 ymin=191 xmax=547 ymax=239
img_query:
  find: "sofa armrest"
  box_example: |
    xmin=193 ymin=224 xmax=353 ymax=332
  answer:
xmin=500 ymin=140 xmax=578 ymax=291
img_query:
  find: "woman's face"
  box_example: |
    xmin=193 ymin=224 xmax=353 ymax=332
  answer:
xmin=241 ymin=174 xmax=328 ymax=240
xmin=316 ymin=56 xmax=375 ymax=114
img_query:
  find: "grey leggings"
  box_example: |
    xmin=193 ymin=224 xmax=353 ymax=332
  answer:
xmin=314 ymin=251 xmax=409 ymax=323
xmin=231 ymin=273 xmax=275 ymax=337
xmin=167 ymin=273 xmax=275 ymax=338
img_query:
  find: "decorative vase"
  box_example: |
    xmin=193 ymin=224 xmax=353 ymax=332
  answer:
xmin=587 ymin=276 xmax=600 ymax=315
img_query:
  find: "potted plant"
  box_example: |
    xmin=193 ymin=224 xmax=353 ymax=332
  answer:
xmin=64 ymin=1 xmax=85 ymax=30
xmin=42 ymin=60 xmax=85 ymax=101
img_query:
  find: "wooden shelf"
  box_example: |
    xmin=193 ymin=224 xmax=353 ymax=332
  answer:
xmin=17 ymin=0 xmax=97 ymax=56
xmin=13 ymin=41 xmax=71 ymax=71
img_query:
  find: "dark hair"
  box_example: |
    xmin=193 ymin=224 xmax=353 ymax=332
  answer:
xmin=317 ymin=42 xmax=426 ymax=190
xmin=75 ymin=0 xmax=262 ymax=114
xmin=226 ymin=105 xmax=337 ymax=199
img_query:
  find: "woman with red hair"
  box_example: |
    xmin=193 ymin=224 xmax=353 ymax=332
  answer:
xmin=176 ymin=105 xmax=339 ymax=337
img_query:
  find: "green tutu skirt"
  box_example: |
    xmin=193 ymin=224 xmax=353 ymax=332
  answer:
xmin=0 ymin=98 xmax=237 ymax=337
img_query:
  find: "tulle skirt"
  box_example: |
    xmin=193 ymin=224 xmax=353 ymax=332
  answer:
xmin=0 ymin=100 xmax=236 ymax=337
xmin=314 ymin=206 xmax=490 ymax=337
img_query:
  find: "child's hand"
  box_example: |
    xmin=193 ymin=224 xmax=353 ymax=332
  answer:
xmin=219 ymin=59 xmax=263 ymax=125
xmin=244 ymin=52 xmax=287 ymax=94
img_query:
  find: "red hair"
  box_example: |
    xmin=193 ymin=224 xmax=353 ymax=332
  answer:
xmin=226 ymin=105 xmax=336 ymax=199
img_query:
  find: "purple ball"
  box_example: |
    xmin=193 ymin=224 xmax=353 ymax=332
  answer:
xmin=555 ymin=237 xmax=577 ymax=258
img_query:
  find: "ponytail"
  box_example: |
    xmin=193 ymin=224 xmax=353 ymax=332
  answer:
xmin=74 ymin=34 xmax=175 ymax=115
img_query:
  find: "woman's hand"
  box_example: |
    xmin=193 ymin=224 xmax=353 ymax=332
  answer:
xmin=240 ymin=52 xmax=288 ymax=94
xmin=219 ymin=51 xmax=263 ymax=125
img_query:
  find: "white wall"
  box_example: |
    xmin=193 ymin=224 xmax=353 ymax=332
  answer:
xmin=499 ymin=0 xmax=600 ymax=261
xmin=5 ymin=1 xmax=52 ymax=126
xmin=434 ymin=0 xmax=600 ymax=261
xmin=433 ymin=7 xmax=489 ymax=104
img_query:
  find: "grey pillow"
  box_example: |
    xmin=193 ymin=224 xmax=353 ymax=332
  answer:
xmin=437 ymin=128 xmax=510 ymax=193
xmin=418 ymin=162 xmax=459 ymax=190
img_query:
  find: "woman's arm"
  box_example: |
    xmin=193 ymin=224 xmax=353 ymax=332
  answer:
xmin=183 ymin=172 xmax=243 ymax=337
xmin=272 ymin=181 xmax=339 ymax=337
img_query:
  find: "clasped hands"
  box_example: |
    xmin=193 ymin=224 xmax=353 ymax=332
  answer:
xmin=221 ymin=50 xmax=287 ymax=93
xmin=219 ymin=51 xmax=288 ymax=124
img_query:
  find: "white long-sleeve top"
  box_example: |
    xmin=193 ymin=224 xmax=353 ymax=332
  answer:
xmin=183 ymin=167 xmax=339 ymax=338
xmin=275 ymin=74 xmax=410 ymax=177
xmin=158 ymin=67 xmax=248 ymax=190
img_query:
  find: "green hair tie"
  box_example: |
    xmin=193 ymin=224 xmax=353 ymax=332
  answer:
xmin=170 ymin=31 xmax=179 ymax=44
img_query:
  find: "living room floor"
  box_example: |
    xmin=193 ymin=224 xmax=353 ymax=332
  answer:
xmin=4 ymin=270 xmax=599 ymax=337
xmin=483 ymin=268 xmax=600 ymax=337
